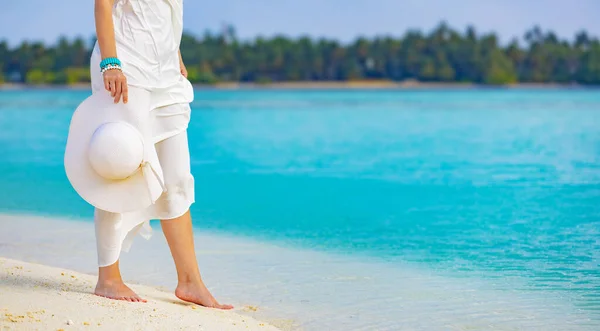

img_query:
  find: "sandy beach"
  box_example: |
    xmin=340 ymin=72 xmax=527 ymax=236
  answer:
xmin=0 ymin=257 xmax=279 ymax=330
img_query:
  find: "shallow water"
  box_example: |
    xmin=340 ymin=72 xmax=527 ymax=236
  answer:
xmin=0 ymin=88 xmax=599 ymax=330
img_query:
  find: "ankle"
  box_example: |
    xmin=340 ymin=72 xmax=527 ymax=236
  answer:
xmin=97 ymin=261 xmax=123 ymax=284
xmin=96 ymin=276 xmax=124 ymax=286
xmin=177 ymin=273 xmax=203 ymax=286
xmin=97 ymin=268 xmax=124 ymax=285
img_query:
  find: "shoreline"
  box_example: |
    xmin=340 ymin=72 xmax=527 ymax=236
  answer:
xmin=0 ymin=81 xmax=595 ymax=91
xmin=1 ymin=213 xmax=597 ymax=330
xmin=0 ymin=213 xmax=299 ymax=330
xmin=0 ymin=257 xmax=279 ymax=330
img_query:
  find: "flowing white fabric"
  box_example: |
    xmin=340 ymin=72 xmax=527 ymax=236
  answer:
xmin=94 ymin=130 xmax=194 ymax=267
xmin=89 ymin=0 xmax=195 ymax=267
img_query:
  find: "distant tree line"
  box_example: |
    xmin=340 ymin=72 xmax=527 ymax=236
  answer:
xmin=1 ymin=23 xmax=599 ymax=85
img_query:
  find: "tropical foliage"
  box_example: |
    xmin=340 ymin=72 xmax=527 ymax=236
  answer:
xmin=1 ymin=24 xmax=599 ymax=85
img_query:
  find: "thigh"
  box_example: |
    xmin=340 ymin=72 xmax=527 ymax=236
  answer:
xmin=151 ymin=103 xmax=191 ymax=144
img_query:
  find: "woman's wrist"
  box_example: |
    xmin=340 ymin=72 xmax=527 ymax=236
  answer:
xmin=100 ymin=57 xmax=122 ymax=73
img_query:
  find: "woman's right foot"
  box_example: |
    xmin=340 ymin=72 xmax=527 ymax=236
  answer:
xmin=175 ymin=280 xmax=233 ymax=310
xmin=94 ymin=280 xmax=147 ymax=302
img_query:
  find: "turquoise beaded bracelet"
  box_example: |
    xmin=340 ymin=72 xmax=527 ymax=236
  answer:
xmin=100 ymin=57 xmax=122 ymax=71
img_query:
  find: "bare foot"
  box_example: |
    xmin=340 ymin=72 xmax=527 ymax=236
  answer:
xmin=175 ymin=281 xmax=233 ymax=310
xmin=94 ymin=280 xmax=147 ymax=303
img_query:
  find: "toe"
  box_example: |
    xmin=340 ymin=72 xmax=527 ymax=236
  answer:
xmin=216 ymin=303 xmax=234 ymax=310
xmin=212 ymin=297 xmax=234 ymax=310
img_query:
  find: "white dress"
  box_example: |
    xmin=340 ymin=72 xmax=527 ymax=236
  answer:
xmin=89 ymin=0 xmax=195 ymax=267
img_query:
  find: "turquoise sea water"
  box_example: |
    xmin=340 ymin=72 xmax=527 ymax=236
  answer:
xmin=1 ymin=88 xmax=600 ymax=329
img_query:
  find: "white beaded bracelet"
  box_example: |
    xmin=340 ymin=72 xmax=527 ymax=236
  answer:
xmin=101 ymin=64 xmax=123 ymax=74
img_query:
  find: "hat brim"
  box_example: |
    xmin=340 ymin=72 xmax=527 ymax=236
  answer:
xmin=64 ymin=88 xmax=164 ymax=213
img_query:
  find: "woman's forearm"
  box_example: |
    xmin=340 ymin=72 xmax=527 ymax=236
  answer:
xmin=95 ymin=0 xmax=117 ymax=59
xmin=95 ymin=0 xmax=127 ymax=103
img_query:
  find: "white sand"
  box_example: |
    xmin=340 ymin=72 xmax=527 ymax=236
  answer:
xmin=0 ymin=257 xmax=279 ymax=331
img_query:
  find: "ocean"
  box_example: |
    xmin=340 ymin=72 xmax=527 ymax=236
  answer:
xmin=0 ymin=88 xmax=599 ymax=330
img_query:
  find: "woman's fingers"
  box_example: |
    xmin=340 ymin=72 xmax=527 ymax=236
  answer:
xmin=114 ymin=78 xmax=123 ymax=103
xmin=102 ymin=71 xmax=128 ymax=103
xmin=109 ymin=80 xmax=116 ymax=97
xmin=122 ymin=80 xmax=129 ymax=104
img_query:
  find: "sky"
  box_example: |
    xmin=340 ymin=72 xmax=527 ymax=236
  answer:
xmin=3 ymin=0 xmax=599 ymax=46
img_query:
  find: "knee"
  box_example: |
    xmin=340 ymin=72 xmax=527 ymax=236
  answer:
xmin=94 ymin=209 xmax=123 ymax=237
xmin=154 ymin=175 xmax=195 ymax=220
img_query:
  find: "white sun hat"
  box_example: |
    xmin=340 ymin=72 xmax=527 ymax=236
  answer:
xmin=64 ymin=89 xmax=165 ymax=213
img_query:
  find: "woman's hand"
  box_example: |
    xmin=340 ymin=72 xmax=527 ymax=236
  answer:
xmin=178 ymin=50 xmax=188 ymax=78
xmin=103 ymin=69 xmax=128 ymax=104
xmin=180 ymin=62 xmax=188 ymax=78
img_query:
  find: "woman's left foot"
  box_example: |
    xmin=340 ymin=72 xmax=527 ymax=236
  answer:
xmin=175 ymin=281 xmax=234 ymax=310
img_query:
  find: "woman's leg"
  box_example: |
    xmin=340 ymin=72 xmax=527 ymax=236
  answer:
xmin=155 ymin=128 xmax=232 ymax=309
xmin=161 ymin=212 xmax=233 ymax=309
xmin=93 ymin=209 xmax=146 ymax=302
xmin=92 ymin=86 xmax=154 ymax=302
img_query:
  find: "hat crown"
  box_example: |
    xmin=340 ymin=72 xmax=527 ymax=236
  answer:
xmin=88 ymin=122 xmax=144 ymax=180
